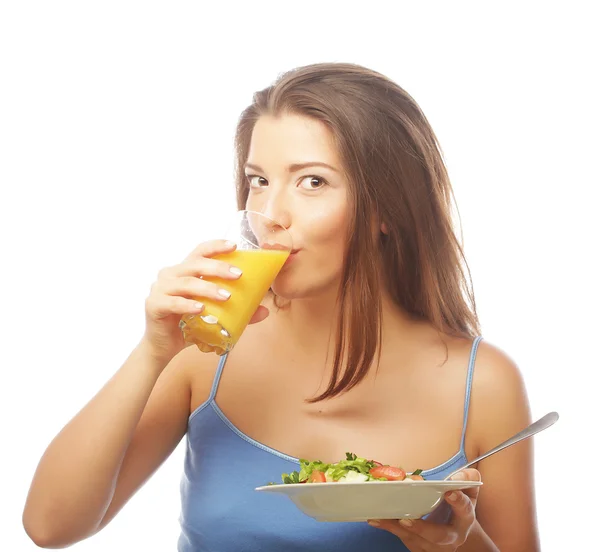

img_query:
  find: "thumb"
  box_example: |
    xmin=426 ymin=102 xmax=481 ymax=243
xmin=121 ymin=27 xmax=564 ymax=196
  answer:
xmin=249 ymin=305 xmax=270 ymax=325
xmin=450 ymin=469 xmax=481 ymax=501
xmin=450 ymin=468 xmax=481 ymax=482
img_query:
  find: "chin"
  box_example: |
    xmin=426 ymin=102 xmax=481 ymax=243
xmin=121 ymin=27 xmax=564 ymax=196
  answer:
xmin=271 ymin=270 xmax=339 ymax=301
xmin=270 ymin=280 xmax=307 ymax=300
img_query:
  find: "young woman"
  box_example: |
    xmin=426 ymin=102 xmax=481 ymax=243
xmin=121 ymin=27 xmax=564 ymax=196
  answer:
xmin=23 ymin=63 xmax=539 ymax=551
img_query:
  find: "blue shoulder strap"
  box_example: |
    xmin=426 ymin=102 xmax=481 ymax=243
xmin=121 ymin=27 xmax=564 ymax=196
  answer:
xmin=208 ymin=353 xmax=228 ymax=402
xmin=460 ymin=336 xmax=483 ymax=451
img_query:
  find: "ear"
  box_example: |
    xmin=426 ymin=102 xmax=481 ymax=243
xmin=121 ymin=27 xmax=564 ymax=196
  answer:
xmin=380 ymin=222 xmax=389 ymax=235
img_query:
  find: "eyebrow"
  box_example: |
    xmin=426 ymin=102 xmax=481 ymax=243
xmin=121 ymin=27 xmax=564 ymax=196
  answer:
xmin=244 ymin=161 xmax=339 ymax=174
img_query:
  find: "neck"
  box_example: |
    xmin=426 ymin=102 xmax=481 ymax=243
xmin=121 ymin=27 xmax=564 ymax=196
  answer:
xmin=279 ymin=287 xmax=341 ymax=354
xmin=275 ymin=285 xmax=420 ymax=358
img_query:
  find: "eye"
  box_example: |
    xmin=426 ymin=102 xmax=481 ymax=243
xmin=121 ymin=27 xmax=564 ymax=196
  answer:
xmin=246 ymin=175 xmax=268 ymax=188
xmin=299 ymin=175 xmax=327 ymax=190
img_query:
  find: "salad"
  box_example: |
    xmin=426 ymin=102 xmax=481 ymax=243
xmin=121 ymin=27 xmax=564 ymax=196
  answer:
xmin=279 ymin=452 xmax=424 ymax=484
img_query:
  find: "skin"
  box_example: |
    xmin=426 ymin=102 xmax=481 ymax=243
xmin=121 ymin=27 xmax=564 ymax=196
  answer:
xmin=23 ymin=114 xmax=540 ymax=551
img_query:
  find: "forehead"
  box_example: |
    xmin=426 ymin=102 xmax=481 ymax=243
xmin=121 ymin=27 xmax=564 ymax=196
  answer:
xmin=247 ymin=113 xmax=341 ymax=166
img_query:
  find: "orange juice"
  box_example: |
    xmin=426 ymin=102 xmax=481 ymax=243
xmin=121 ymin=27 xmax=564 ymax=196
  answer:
xmin=180 ymin=248 xmax=289 ymax=354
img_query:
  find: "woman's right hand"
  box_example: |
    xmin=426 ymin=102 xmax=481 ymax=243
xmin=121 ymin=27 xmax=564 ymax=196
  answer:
xmin=141 ymin=239 xmax=269 ymax=364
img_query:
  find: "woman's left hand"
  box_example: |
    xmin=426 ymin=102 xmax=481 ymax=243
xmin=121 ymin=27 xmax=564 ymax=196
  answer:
xmin=368 ymin=469 xmax=481 ymax=551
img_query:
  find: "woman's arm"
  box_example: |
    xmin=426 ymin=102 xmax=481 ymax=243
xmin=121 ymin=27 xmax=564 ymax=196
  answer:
xmin=22 ymin=343 xmax=210 ymax=548
xmin=464 ymin=341 xmax=540 ymax=551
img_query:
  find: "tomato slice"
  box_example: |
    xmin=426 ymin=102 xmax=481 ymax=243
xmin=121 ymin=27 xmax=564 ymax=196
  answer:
xmin=370 ymin=460 xmax=383 ymax=467
xmin=308 ymin=470 xmax=327 ymax=483
xmin=369 ymin=465 xmax=406 ymax=481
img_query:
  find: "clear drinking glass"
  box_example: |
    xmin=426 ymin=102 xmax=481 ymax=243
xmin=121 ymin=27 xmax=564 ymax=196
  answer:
xmin=179 ymin=210 xmax=293 ymax=355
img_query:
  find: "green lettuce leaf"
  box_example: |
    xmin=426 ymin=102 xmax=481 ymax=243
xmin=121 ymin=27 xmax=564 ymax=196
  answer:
xmin=276 ymin=452 xmax=424 ymax=484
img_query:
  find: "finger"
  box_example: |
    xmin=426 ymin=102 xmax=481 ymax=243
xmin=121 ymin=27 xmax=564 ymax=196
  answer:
xmin=368 ymin=520 xmax=439 ymax=549
xmin=445 ymin=490 xmax=476 ymax=541
xmin=161 ymin=276 xmax=233 ymax=303
xmin=376 ymin=517 xmax=459 ymax=547
xmin=185 ymin=239 xmax=237 ymax=261
xmin=175 ymin=257 xmax=243 ymax=280
xmin=425 ymin=499 xmax=453 ymax=524
xmin=249 ymin=305 xmax=269 ymax=325
xmin=146 ymin=295 xmax=205 ymax=318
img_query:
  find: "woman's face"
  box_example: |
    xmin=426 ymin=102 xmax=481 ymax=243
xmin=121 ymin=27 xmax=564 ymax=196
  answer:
xmin=244 ymin=113 xmax=350 ymax=300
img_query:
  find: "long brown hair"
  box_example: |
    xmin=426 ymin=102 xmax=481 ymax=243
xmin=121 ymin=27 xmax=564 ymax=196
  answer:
xmin=234 ymin=63 xmax=480 ymax=402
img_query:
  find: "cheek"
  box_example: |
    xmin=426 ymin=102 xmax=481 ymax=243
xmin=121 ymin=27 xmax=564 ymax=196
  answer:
xmin=272 ymin=201 xmax=349 ymax=298
xmin=301 ymin=202 xmax=349 ymax=283
xmin=302 ymin=202 xmax=349 ymax=247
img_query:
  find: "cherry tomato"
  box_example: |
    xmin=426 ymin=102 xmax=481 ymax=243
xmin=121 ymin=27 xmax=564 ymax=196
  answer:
xmin=369 ymin=465 xmax=406 ymax=481
xmin=308 ymin=470 xmax=327 ymax=483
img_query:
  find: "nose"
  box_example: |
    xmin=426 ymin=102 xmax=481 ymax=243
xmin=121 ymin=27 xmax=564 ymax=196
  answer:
xmin=260 ymin=188 xmax=292 ymax=231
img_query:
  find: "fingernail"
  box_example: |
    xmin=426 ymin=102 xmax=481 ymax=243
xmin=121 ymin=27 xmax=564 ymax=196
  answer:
xmin=218 ymin=289 xmax=231 ymax=299
xmin=451 ymin=471 xmax=465 ymax=480
xmin=399 ymin=519 xmax=413 ymax=527
xmin=225 ymin=241 xmax=236 ymax=248
xmin=229 ymin=267 xmax=243 ymax=276
xmin=447 ymin=492 xmax=458 ymax=501
xmin=368 ymin=520 xmax=380 ymax=527
xmin=193 ymin=302 xmax=204 ymax=310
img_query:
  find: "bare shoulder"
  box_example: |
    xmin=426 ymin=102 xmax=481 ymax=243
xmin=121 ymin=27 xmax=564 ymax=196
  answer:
xmin=471 ymin=339 xmax=529 ymax=409
xmin=175 ymin=345 xmax=224 ymax=413
xmin=159 ymin=343 xmax=216 ymax=386
xmin=170 ymin=343 xmax=221 ymax=376
xmin=469 ymin=339 xmax=532 ymax=452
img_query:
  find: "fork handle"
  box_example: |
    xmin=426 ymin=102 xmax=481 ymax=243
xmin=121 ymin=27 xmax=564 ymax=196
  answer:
xmin=444 ymin=411 xmax=559 ymax=481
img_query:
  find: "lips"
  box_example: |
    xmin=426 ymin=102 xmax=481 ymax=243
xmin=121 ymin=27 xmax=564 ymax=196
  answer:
xmin=261 ymin=242 xmax=291 ymax=252
xmin=284 ymin=250 xmax=299 ymax=265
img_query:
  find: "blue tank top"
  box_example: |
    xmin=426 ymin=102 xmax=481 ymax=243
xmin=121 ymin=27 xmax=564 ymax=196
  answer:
xmin=178 ymin=336 xmax=483 ymax=551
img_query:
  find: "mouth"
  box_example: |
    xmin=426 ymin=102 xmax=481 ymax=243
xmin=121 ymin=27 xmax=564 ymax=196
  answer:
xmin=261 ymin=242 xmax=292 ymax=252
xmin=284 ymin=250 xmax=300 ymax=265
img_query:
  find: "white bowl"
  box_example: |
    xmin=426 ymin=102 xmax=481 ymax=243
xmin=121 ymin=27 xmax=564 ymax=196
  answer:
xmin=255 ymin=480 xmax=482 ymax=522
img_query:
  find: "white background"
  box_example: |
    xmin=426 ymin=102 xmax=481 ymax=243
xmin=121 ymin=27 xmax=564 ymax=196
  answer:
xmin=1 ymin=1 xmax=598 ymax=550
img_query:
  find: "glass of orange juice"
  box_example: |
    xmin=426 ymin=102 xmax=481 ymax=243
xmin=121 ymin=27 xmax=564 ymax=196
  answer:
xmin=179 ymin=210 xmax=292 ymax=355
